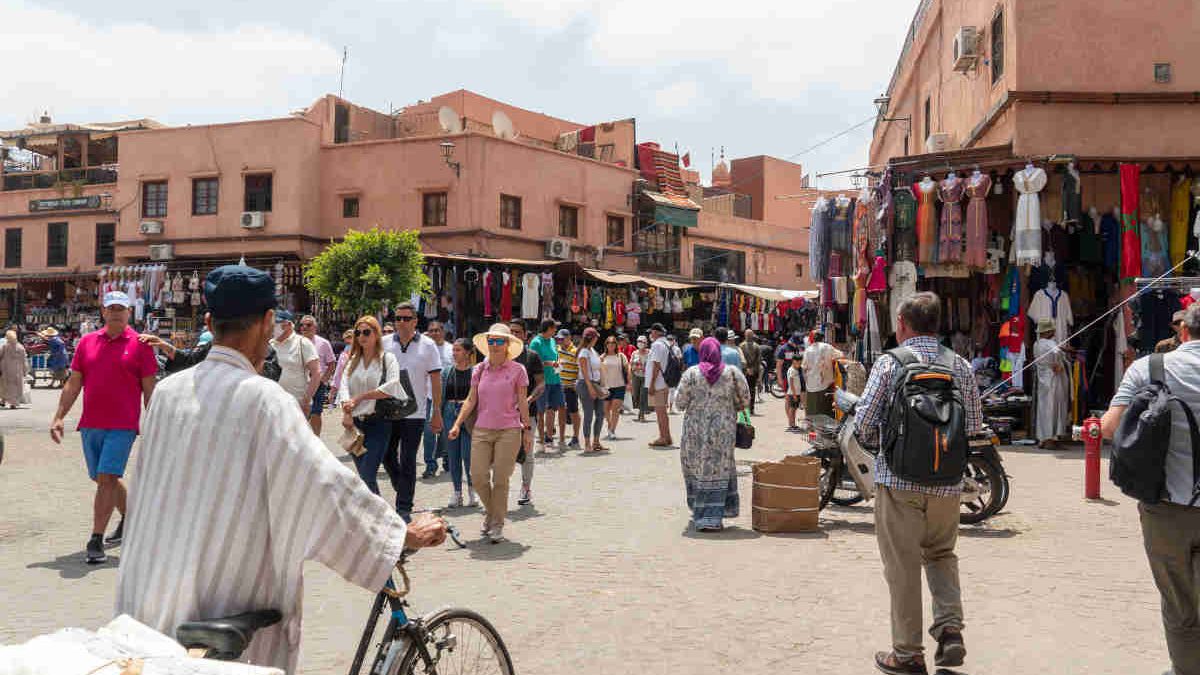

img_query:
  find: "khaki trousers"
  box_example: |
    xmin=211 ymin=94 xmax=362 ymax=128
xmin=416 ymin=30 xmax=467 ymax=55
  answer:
xmin=470 ymin=427 xmax=522 ymax=528
xmin=875 ymin=485 xmax=964 ymax=657
xmin=1139 ymin=501 xmax=1200 ymax=675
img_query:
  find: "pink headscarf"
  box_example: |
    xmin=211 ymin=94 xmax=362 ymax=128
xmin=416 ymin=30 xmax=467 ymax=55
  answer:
xmin=698 ymin=336 xmax=724 ymax=385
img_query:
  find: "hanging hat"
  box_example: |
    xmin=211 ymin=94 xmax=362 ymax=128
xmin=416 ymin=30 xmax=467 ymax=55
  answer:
xmin=1036 ymin=318 xmax=1056 ymax=335
xmin=472 ymin=322 xmax=525 ymax=360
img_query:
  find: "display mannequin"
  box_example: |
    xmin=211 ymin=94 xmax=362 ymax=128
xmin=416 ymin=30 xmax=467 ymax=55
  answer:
xmin=937 ymin=171 xmax=965 ymax=263
xmin=1142 ymin=214 xmax=1169 ymax=277
xmin=1028 ymin=272 xmax=1074 ymax=342
xmin=1062 ymin=161 xmax=1082 ymax=224
xmin=915 ymin=175 xmax=938 ymax=263
xmin=1088 ymin=206 xmax=1101 ymax=233
xmin=965 ymin=168 xmax=992 ymax=269
xmin=1013 ymin=162 xmax=1047 ymax=265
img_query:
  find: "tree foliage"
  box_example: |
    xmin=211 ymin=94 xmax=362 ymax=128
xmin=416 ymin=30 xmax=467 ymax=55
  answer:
xmin=304 ymin=227 xmax=429 ymax=317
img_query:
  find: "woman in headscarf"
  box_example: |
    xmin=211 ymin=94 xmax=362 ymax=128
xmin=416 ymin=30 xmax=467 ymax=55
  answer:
xmin=0 ymin=330 xmax=28 ymax=408
xmin=674 ymin=336 xmax=750 ymax=531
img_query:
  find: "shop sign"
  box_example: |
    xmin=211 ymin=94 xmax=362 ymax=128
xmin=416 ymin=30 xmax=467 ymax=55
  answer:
xmin=28 ymin=195 xmax=102 ymax=212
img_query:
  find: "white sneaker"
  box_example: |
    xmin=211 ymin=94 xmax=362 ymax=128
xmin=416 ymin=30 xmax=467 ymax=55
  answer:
xmin=489 ymin=523 xmax=505 ymax=543
xmin=447 ymin=491 xmax=463 ymax=509
xmin=480 ymin=521 xmax=491 ymax=538
xmin=467 ymin=489 xmax=479 ymax=507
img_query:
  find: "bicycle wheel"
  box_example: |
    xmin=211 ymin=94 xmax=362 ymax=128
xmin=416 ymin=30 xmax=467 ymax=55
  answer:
xmin=817 ymin=455 xmax=841 ymax=510
xmin=768 ymin=374 xmax=786 ymax=399
xmin=394 ymin=608 xmax=514 ymax=675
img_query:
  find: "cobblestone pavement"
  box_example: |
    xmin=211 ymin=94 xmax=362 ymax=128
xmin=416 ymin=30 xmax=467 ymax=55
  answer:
xmin=0 ymin=386 xmax=1170 ymax=674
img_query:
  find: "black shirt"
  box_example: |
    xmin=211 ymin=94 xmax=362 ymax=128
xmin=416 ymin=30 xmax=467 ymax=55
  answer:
xmin=444 ymin=366 xmax=473 ymax=401
xmin=515 ymin=349 xmax=544 ymax=390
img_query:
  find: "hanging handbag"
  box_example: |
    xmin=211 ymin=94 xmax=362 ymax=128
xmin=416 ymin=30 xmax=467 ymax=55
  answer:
xmin=735 ymin=409 xmax=756 ymax=449
xmin=372 ymin=358 xmax=417 ymax=421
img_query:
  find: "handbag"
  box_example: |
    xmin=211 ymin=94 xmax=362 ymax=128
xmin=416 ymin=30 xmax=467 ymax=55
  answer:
xmin=373 ymin=360 xmax=417 ymax=421
xmin=338 ymin=426 xmax=367 ymax=457
xmin=735 ymin=409 xmax=755 ymax=449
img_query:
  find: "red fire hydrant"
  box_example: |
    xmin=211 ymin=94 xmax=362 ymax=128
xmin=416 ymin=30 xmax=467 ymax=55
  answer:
xmin=1082 ymin=417 xmax=1102 ymax=499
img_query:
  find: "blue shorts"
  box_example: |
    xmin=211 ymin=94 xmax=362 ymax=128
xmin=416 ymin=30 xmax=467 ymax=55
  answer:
xmin=80 ymin=428 xmax=137 ymax=480
xmin=310 ymin=383 xmax=330 ymax=416
xmin=607 ymin=386 xmax=626 ymax=402
xmin=539 ymin=383 xmax=565 ymax=411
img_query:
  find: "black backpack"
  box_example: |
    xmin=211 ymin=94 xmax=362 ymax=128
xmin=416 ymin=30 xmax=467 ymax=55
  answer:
xmin=881 ymin=346 xmax=968 ymax=485
xmin=664 ymin=350 xmax=683 ymax=388
xmin=1111 ymin=353 xmax=1200 ymax=505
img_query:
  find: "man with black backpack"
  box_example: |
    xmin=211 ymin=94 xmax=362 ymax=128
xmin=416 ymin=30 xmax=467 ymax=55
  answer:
xmin=854 ymin=292 xmax=982 ymax=675
xmin=1102 ymin=302 xmax=1200 ymax=675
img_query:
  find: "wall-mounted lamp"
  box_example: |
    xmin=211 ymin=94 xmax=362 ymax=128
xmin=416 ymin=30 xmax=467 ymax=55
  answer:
xmin=874 ymin=95 xmax=912 ymax=156
xmin=440 ymin=141 xmax=460 ymax=178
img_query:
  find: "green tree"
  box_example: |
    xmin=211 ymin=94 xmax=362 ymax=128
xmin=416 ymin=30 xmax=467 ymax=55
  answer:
xmin=304 ymin=227 xmax=430 ymax=317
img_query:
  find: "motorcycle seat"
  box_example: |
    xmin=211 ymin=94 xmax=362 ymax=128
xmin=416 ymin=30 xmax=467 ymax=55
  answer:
xmin=176 ymin=609 xmax=282 ymax=660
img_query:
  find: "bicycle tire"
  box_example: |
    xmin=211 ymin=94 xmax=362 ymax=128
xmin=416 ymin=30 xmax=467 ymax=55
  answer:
xmin=767 ymin=376 xmax=786 ymax=399
xmin=817 ymin=455 xmax=841 ymax=510
xmin=393 ymin=607 xmax=514 ymax=675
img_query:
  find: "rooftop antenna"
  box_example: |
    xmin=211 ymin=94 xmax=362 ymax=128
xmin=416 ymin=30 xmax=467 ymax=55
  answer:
xmin=338 ymin=46 xmax=349 ymax=98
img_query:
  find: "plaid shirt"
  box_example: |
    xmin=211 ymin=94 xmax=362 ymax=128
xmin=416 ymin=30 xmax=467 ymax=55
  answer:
xmin=854 ymin=336 xmax=983 ymax=496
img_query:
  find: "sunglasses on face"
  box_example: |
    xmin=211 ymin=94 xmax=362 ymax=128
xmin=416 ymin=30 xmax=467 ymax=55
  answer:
xmin=486 ymin=337 xmax=508 ymax=346
xmin=355 ymin=329 xmax=373 ymax=336
xmin=396 ymin=316 xmax=416 ymax=322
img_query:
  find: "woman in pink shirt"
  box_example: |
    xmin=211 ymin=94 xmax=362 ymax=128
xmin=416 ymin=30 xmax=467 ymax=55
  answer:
xmin=448 ymin=323 xmax=530 ymax=543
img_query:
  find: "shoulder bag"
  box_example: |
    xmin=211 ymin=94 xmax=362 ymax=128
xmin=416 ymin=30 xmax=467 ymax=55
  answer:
xmin=373 ymin=355 xmax=418 ymax=421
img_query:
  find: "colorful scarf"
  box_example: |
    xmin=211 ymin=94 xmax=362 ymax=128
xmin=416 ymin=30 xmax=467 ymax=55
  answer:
xmin=698 ymin=337 xmax=724 ymax=385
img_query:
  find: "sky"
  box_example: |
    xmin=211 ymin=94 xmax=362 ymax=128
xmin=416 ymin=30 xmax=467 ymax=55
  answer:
xmin=0 ymin=0 xmax=919 ymax=188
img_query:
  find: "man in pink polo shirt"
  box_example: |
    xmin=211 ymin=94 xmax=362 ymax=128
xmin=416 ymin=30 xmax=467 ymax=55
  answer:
xmin=50 ymin=290 xmax=158 ymax=564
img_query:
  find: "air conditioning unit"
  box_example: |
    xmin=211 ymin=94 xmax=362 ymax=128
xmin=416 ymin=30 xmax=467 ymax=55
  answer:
xmin=952 ymin=27 xmax=979 ymax=72
xmin=545 ymin=238 xmax=572 ymax=260
xmin=241 ymin=211 xmax=266 ymax=229
xmin=926 ymin=132 xmax=955 ymax=153
xmin=148 ymin=244 xmax=174 ymax=261
xmin=139 ymin=220 xmax=163 ymax=235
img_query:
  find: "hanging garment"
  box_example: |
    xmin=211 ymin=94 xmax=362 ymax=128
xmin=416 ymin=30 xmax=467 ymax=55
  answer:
xmin=1044 ymin=222 xmax=1070 ymax=263
xmin=1120 ymin=163 xmax=1143 ymax=282
xmin=1101 ymin=212 xmax=1122 ymax=271
xmin=853 ymin=195 xmax=872 ymax=272
xmin=614 ymin=300 xmax=626 ymax=326
xmin=1061 ymin=165 xmax=1082 ymax=225
xmin=1013 ymin=166 xmax=1048 ymax=266
xmin=887 ymin=261 xmax=918 ymax=325
xmin=874 ymin=168 xmax=895 ymax=252
xmin=499 ymin=271 xmax=513 ymax=322
xmin=833 ymin=277 xmax=849 ymax=305
xmin=892 ymin=187 xmax=917 ymax=263
xmin=1141 ymin=217 xmax=1170 ymax=277
xmin=540 ymin=272 xmax=554 ymax=321
xmin=1000 ymin=265 xmax=1020 ymax=318
xmin=626 ymin=301 xmax=641 ymax=328
xmin=604 ymin=295 xmax=614 ymax=329
xmin=1170 ymin=175 xmax=1193 ymax=268
xmin=914 ymin=180 xmax=938 ymax=264
xmin=520 ymin=272 xmax=540 ymax=319
xmin=809 ymin=198 xmax=831 ymax=281
xmin=1028 ymin=287 xmax=1074 ymax=342
xmin=964 ymin=173 xmax=992 ymax=269
xmin=589 ymin=285 xmax=603 ymax=315
xmin=1077 ymin=212 xmax=1103 ymax=264
xmin=937 ymin=176 xmax=966 ymax=263
xmin=866 ymin=256 xmax=888 ymax=292
xmin=483 ymin=269 xmax=495 ymax=317
xmin=1033 ymin=338 xmax=1071 ymax=442
xmin=829 ymin=197 xmax=853 ymax=252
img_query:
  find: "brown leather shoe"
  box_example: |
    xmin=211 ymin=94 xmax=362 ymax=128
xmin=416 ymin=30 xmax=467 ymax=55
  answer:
xmin=934 ymin=630 xmax=966 ymax=667
xmin=874 ymin=651 xmax=928 ymax=675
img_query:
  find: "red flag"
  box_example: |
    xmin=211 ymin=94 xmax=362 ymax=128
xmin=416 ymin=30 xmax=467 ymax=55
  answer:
xmin=682 ymin=152 xmax=691 ymax=168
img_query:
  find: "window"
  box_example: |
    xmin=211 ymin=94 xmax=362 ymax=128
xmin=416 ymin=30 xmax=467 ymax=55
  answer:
xmin=558 ymin=205 xmax=579 ymax=238
xmin=634 ymin=218 xmax=680 ymax=274
xmin=606 ymin=215 xmax=625 ymax=247
xmin=95 ymin=222 xmax=115 ymax=265
xmin=142 ymin=181 xmax=167 ymax=218
xmin=334 ymin=104 xmax=350 ymax=144
xmin=794 ymin=263 xmax=804 ymax=277
xmin=192 ymin=177 xmax=218 ymax=215
xmin=693 ymin=245 xmax=745 ymax=283
xmin=343 ymin=196 xmax=360 ymax=218
xmin=923 ymin=96 xmax=932 ymax=141
xmin=990 ymin=10 xmax=1005 ymax=82
xmin=500 ymin=194 xmax=522 ymax=230
xmin=244 ymin=174 xmax=273 ymax=212
xmin=47 ymin=222 xmax=68 ymax=267
xmin=4 ymin=228 xmax=21 ymax=268
xmin=422 ymin=192 xmax=447 ymax=227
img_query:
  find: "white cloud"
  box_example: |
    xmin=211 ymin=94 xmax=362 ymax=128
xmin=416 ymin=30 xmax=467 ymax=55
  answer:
xmin=0 ymin=2 xmax=340 ymax=128
xmin=653 ymin=80 xmax=701 ymax=115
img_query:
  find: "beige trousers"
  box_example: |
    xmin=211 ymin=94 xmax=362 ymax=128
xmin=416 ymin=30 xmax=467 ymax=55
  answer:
xmin=875 ymin=485 xmax=964 ymax=657
xmin=1139 ymin=501 xmax=1200 ymax=675
xmin=470 ymin=427 xmax=522 ymax=528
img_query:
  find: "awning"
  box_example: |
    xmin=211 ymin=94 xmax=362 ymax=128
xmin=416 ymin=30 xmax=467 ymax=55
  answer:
xmin=424 ymin=253 xmax=574 ymax=269
xmin=721 ymin=282 xmax=818 ymax=301
xmin=642 ymin=191 xmax=699 ymax=228
xmin=580 ymin=268 xmax=712 ymax=290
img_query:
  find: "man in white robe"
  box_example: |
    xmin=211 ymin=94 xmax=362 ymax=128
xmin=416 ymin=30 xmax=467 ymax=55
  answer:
xmin=1032 ymin=318 xmax=1071 ymax=448
xmin=115 ymin=265 xmax=446 ymax=673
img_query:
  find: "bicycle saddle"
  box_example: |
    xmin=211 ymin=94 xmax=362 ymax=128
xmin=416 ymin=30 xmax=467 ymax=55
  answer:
xmin=176 ymin=609 xmax=282 ymax=660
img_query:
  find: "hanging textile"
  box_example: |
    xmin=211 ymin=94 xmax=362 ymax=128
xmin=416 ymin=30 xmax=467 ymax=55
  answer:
xmin=1061 ymin=164 xmax=1082 ymax=225
xmin=1120 ymin=163 xmax=1143 ymax=282
xmin=914 ymin=179 xmax=938 ymax=264
xmin=1077 ymin=211 xmax=1103 ymax=265
xmin=1170 ymin=175 xmax=1193 ymax=268
xmin=853 ymin=193 xmax=872 ymax=273
xmin=893 ymin=187 xmax=917 ymax=263
xmin=1013 ymin=166 xmax=1047 ymax=266
xmin=499 ymin=271 xmax=513 ymax=322
xmin=964 ymin=173 xmax=991 ymax=269
xmin=874 ymin=168 xmax=895 ymax=260
xmin=866 ymin=255 xmax=888 ymax=293
xmin=829 ymin=197 xmax=853 ymax=252
xmin=1101 ymin=211 xmax=1122 ymax=272
xmin=809 ymin=198 xmax=831 ymax=281
xmin=937 ymin=175 xmax=965 ymax=263
xmin=1141 ymin=217 xmax=1170 ymax=278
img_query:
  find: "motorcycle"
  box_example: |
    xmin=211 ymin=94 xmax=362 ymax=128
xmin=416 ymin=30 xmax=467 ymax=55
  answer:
xmin=805 ymin=389 xmax=1010 ymax=525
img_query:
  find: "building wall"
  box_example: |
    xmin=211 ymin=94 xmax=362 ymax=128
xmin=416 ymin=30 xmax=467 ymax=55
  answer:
xmin=0 ymin=183 xmax=118 ymax=274
xmin=688 ymin=211 xmax=813 ymax=289
xmin=729 ymin=155 xmax=809 ymax=226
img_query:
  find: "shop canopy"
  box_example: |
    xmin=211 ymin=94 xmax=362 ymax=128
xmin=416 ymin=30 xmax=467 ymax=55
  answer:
xmin=424 ymin=253 xmax=573 ymax=269
xmin=642 ymin=190 xmax=700 ymax=228
xmin=722 ymin=282 xmax=818 ymax=302
xmin=580 ymin=268 xmax=712 ymax=290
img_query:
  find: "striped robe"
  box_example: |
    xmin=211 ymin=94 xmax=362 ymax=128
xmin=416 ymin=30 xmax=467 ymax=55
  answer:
xmin=115 ymin=345 xmax=407 ymax=674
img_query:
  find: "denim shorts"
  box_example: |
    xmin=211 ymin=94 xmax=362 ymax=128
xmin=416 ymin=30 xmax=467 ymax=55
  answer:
xmin=563 ymin=387 xmax=579 ymax=414
xmin=538 ymin=382 xmax=565 ymax=411
xmin=310 ymin=383 xmax=330 ymax=416
xmin=80 ymin=428 xmax=137 ymax=480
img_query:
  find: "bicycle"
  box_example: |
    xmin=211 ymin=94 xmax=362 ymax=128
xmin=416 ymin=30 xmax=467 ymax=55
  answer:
xmin=176 ymin=515 xmax=516 ymax=675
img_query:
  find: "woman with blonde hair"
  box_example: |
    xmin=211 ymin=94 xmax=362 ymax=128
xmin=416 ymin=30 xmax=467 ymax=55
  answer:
xmin=336 ymin=316 xmax=406 ymax=496
xmin=0 ymin=330 xmax=27 ymax=408
xmin=448 ymin=323 xmax=529 ymax=543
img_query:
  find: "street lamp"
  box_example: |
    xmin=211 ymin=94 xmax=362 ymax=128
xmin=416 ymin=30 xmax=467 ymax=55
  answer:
xmin=440 ymin=141 xmax=461 ymax=178
xmin=874 ymin=95 xmax=912 ymax=156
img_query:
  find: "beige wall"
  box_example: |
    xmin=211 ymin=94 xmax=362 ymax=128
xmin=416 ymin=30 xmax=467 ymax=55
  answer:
xmin=0 ymin=183 xmax=117 ymax=274
xmin=729 ymin=155 xmax=809 ymax=227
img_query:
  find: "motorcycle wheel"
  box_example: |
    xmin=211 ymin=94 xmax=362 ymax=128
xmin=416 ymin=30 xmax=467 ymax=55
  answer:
xmin=767 ymin=375 xmax=786 ymax=399
xmin=817 ymin=455 xmax=841 ymax=510
xmin=830 ymin=475 xmax=865 ymax=506
xmin=959 ymin=455 xmax=1005 ymax=525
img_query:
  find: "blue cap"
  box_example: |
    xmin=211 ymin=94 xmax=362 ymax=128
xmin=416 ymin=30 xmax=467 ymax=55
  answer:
xmin=274 ymin=309 xmax=295 ymax=323
xmin=103 ymin=290 xmax=131 ymax=308
xmin=204 ymin=265 xmax=277 ymax=319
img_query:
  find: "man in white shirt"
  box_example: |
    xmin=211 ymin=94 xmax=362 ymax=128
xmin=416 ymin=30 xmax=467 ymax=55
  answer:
xmin=802 ymin=330 xmax=843 ymax=420
xmin=298 ymin=315 xmax=336 ymax=435
xmin=384 ymin=302 xmax=443 ymax=520
xmin=421 ymin=321 xmax=454 ymax=478
xmin=269 ymin=310 xmax=320 ymax=416
xmin=646 ymin=323 xmax=673 ymax=447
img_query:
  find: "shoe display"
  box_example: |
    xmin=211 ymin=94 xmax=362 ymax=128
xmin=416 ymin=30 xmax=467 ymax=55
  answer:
xmin=104 ymin=518 xmax=124 ymax=545
xmin=86 ymin=535 xmax=106 ymax=564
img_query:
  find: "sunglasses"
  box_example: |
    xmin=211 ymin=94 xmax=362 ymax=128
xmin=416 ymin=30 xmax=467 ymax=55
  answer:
xmin=486 ymin=337 xmax=508 ymax=346
xmin=355 ymin=329 xmax=373 ymax=336
xmin=396 ymin=316 xmax=416 ymax=322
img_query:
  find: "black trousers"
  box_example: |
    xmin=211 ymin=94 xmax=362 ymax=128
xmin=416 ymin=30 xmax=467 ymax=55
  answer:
xmin=745 ymin=373 xmax=759 ymax=414
xmin=386 ymin=418 xmax=426 ymax=518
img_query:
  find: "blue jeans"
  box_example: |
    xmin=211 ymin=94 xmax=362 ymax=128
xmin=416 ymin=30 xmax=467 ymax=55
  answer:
xmin=423 ymin=399 xmax=447 ymax=472
xmin=443 ymin=401 xmax=472 ymax=492
xmin=351 ymin=416 xmax=393 ymax=496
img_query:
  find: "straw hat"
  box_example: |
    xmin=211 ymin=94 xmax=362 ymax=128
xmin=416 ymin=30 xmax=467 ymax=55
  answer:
xmin=38 ymin=327 xmax=59 ymax=338
xmin=472 ymin=322 xmax=525 ymax=360
xmin=1036 ymin=318 xmax=1056 ymax=335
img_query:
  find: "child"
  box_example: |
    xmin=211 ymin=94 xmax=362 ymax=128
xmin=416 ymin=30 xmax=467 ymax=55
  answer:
xmin=785 ymin=354 xmax=805 ymax=431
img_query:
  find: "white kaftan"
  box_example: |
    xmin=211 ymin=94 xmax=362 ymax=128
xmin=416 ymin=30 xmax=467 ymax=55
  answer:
xmin=115 ymin=346 xmax=407 ymax=674
xmin=1027 ymin=287 xmax=1074 ymax=342
xmin=1013 ymin=167 xmax=1047 ymax=266
xmin=1033 ymin=337 xmax=1070 ymax=441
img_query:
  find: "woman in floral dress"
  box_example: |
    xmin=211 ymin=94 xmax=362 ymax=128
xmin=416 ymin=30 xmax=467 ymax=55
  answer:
xmin=675 ymin=337 xmax=750 ymax=531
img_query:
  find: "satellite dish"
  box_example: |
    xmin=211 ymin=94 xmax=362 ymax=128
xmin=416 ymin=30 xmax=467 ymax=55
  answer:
xmin=438 ymin=106 xmax=463 ymax=133
xmin=492 ymin=111 xmax=517 ymax=140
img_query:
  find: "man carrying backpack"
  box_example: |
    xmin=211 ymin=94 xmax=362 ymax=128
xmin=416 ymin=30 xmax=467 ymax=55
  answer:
xmin=1101 ymin=303 xmax=1200 ymax=675
xmin=854 ymin=292 xmax=982 ymax=675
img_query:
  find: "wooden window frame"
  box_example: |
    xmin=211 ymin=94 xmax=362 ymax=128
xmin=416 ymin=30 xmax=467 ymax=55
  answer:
xmin=343 ymin=196 xmax=360 ymax=218
xmin=47 ymin=222 xmax=69 ymax=267
xmin=142 ymin=181 xmax=167 ymax=218
xmin=4 ymin=228 xmax=21 ymax=269
xmin=558 ymin=204 xmax=579 ymax=238
xmin=244 ymin=173 xmax=273 ymax=212
xmin=500 ymin=194 xmax=522 ymax=230
xmin=95 ymin=222 xmax=115 ymax=265
xmin=606 ymin=214 xmax=625 ymax=247
xmin=990 ymin=9 xmax=1005 ymax=83
xmin=192 ymin=177 xmax=219 ymax=215
xmin=422 ymin=192 xmax=448 ymax=227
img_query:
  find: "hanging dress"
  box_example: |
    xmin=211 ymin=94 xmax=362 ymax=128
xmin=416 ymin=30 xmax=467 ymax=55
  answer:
xmin=892 ymin=187 xmax=917 ymax=263
xmin=914 ymin=180 xmax=938 ymax=264
xmin=829 ymin=198 xmax=853 ymax=253
xmin=808 ymin=198 xmax=831 ymax=281
xmin=1170 ymin=175 xmax=1193 ymax=269
xmin=1119 ymin=163 xmax=1143 ymax=282
xmin=1013 ymin=166 xmax=1047 ymax=266
xmin=964 ymin=173 xmax=992 ymax=269
xmin=1141 ymin=217 xmax=1170 ymax=277
xmin=937 ymin=176 xmax=966 ymax=263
